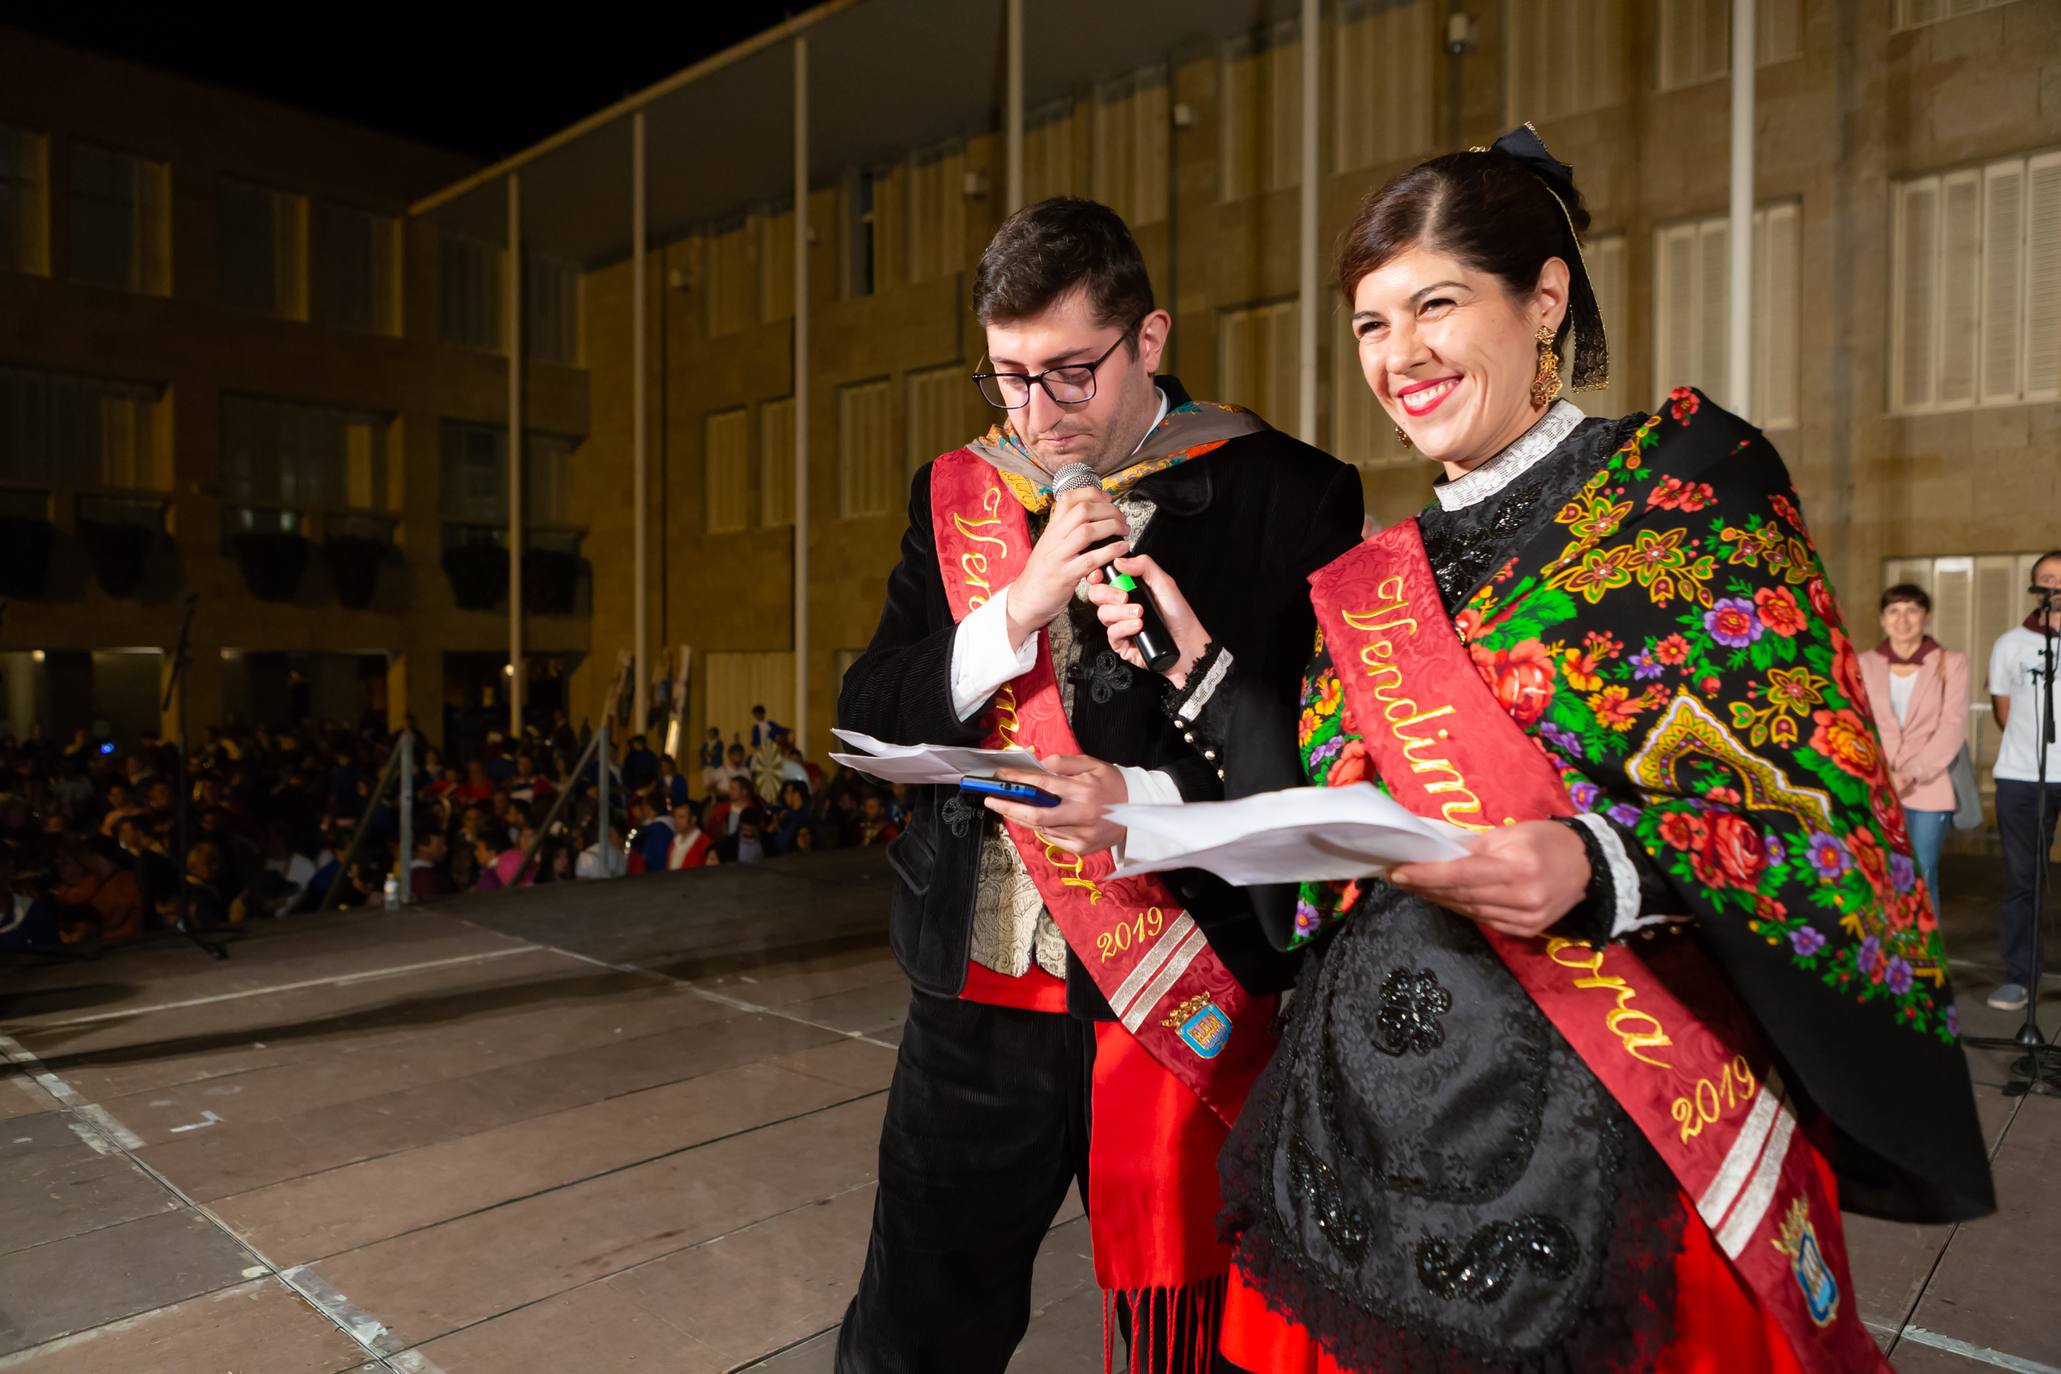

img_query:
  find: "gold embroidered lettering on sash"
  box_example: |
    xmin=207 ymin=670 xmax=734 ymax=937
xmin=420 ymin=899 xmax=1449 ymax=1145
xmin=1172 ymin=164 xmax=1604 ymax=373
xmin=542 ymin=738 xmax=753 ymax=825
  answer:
xmin=1037 ymin=833 xmax=1104 ymax=905
xmin=954 ymin=486 xmax=1009 ymax=608
xmin=1545 ymin=936 xmax=1675 ymax=1069
xmin=1342 ymin=576 xmax=1490 ymax=829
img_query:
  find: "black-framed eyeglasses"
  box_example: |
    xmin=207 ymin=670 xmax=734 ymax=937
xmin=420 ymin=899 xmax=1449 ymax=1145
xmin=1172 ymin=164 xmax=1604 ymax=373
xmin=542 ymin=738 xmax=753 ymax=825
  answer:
xmin=972 ymin=328 xmax=1137 ymax=410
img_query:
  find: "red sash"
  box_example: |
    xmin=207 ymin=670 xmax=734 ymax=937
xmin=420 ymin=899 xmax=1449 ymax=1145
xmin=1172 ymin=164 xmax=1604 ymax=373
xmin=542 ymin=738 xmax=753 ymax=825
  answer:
xmin=928 ymin=449 xmax=1272 ymax=1124
xmin=1310 ymin=523 xmax=1885 ymax=1374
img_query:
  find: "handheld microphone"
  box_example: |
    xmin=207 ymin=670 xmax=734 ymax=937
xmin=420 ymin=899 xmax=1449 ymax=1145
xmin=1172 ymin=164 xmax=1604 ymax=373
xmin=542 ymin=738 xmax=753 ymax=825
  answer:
xmin=1049 ymin=462 xmax=1181 ymax=674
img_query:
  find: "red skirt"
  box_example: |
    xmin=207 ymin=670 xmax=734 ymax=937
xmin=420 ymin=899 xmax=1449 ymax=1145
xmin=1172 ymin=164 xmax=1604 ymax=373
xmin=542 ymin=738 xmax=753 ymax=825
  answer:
xmin=1220 ymin=1190 xmax=1809 ymax=1374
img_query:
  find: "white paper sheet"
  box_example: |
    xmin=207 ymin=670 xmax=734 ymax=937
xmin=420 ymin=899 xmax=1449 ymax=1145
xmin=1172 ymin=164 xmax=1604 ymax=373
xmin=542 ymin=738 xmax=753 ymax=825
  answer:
xmin=1106 ymin=784 xmax=1474 ymax=885
xmin=830 ymin=728 xmax=1057 ymax=786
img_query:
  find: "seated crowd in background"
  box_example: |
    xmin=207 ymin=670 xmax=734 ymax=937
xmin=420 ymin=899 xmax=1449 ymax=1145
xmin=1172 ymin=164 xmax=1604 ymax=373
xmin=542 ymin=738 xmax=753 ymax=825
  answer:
xmin=0 ymin=708 xmax=907 ymax=952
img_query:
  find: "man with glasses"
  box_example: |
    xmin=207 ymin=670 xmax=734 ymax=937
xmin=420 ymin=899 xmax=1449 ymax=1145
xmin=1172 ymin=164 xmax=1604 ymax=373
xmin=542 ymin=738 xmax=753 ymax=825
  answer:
xmin=835 ymin=198 xmax=1361 ymax=1372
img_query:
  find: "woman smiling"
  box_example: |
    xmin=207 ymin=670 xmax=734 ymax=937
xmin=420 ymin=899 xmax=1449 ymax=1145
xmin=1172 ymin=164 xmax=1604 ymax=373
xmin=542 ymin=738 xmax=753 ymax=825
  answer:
xmin=1094 ymin=126 xmax=1993 ymax=1373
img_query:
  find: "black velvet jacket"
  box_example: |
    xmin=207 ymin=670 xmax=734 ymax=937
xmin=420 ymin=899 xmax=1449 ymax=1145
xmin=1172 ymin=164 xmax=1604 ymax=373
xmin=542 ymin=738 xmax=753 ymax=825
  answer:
xmin=836 ymin=377 xmax=1364 ymax=1018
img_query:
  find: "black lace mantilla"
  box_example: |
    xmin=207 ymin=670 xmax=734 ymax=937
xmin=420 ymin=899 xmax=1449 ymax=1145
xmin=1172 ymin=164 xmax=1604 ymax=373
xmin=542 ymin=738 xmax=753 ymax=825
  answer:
xmin=1216 ymin=414 xmax=1687 ymax=1374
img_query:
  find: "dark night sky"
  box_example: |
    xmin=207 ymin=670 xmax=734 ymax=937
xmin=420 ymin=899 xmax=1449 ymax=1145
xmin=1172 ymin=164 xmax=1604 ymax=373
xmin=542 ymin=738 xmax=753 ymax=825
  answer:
xmin=0 ymin=2 xmax=804 ymax=162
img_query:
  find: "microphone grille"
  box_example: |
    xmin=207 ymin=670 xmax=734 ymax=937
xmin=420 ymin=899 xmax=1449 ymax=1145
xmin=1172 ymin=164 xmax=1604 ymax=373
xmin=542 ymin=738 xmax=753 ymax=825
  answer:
xmin=1049 ymin=462 xmax=1100 ymax=496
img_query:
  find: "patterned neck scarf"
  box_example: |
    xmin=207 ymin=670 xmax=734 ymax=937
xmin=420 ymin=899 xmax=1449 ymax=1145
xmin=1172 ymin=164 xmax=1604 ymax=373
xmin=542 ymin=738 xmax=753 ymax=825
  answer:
xmin=964 ymin=390 xmax=1265 ymax=513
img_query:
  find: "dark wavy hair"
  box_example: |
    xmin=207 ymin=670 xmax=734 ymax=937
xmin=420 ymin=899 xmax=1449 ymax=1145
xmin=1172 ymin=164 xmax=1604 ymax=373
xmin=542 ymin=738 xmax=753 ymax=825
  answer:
xmin=973 ymin=197 xmax=1154 ymax=346
xmin=1334 ymin=148 xmax=1607 ymax=389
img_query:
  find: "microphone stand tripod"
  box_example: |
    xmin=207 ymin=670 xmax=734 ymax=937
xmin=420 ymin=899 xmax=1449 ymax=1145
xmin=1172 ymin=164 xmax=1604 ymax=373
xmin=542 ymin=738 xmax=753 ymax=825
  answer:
xmin=160 ymin=594 xmax=228 ymax=961
xmin=1964 ymin=586 xmax=2059 ymax=1095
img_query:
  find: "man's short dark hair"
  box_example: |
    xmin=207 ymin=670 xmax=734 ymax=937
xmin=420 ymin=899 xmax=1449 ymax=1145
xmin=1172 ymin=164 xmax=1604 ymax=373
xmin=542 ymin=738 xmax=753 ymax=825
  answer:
xmin=2036 ymin=550 xmax=2061 ymax=578
xmin=1880 ymin=583 xmax=1932 ymax=613
xmin=973 ymin=198 xmax=1154 ymax=339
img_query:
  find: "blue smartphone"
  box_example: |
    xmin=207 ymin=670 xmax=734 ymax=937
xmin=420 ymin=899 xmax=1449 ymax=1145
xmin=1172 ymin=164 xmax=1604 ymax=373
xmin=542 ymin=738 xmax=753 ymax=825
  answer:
xmin=959 ymin=776 xmax=1063 ymax=808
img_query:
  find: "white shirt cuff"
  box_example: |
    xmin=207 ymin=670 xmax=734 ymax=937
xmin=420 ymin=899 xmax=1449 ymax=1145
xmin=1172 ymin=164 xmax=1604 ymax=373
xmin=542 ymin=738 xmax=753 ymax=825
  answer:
xmin=1111 ymin=766 xmax=1183 ymax=865
xmin=1571 ymin=812 xmax=1685 ymax=938
xmin=950 ymin=585 xmax=1039 ymax=722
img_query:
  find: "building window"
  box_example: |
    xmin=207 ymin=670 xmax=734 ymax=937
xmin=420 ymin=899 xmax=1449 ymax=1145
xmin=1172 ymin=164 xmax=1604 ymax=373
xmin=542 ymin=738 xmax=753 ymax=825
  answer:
xmin=1505 ymin=0 xmax=1628 ymax=125
xmin=1092 ymin=68 xmax=1169 ymax=227
xmin=706 ymin=216 xmax=757 ymax=337
xmin=706 ymin=407 xmax=751 ymax=534
xmin=845 ymin=169 xmax=880 ymax=299
xmin=1894 ymin=0 xmax=2019 ymax=31
xmin=1219 ymin=299 xmax=1299 ymax=431
xmin=1024 ymin=98 xmax=1082 ymax=207
xmin=907 ymin=142 xmax=967 ymax=283
xmin=221 ymin=396 xmax=388 ymax=516
xmin=525 ymin=252 xmax=581 ymax=364
xmin=438 ymin=422 xmax=580 ymax=532
xmin=440 ymin=232 xmax=504 ymax=352
xmin=1332 ymin=332 xmax=1412 ymax=468
xmin=760 ymin=203 xmax=796 ymax=323
xmin=907 ymin=363 xmax=971 ymax=477
xmin=1656 ymin=0 xmax=1801 ymax=93
xmin=526 ymin=433 xmax=575 ymax=527
xmin=1892 ymin=151 xmax=2061 ymax=413
xmin=1581 ymin=233 xmax=1633 ymax=421
xmin=68 ymin=141 xmax=168 ymax=295
xmin=312 ymin=202 xmax=399 ymax=335
xmin=837 ymin=378 xmax=897 ymax=519
xmin=0 ymin=126 xmax=49 ymax=276
xmin=759 ymin=397 xmax=796 ymax=527
xmin=704 ymin=650 xmax=794 ymax=749
xmin=1652 ymin=204 xmax=1800 ymax=429
xmin=219 ymin=178 xmax=307 ymax=319
xmin=1880 ymin=551 xmax=2048 ymax=779
xmin=1337 ymin=1 xmax=1436 ymax=174
xmin=0 ymin=366 xmax=164 ymax=491
xmin=1220 ymin=20 xmax=1302 ymax=203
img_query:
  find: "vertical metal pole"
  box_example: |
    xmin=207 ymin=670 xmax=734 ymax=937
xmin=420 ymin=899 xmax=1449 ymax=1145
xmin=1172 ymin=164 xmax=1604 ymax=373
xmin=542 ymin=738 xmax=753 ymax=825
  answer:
xmin=1005 ymin=0 xmax=1024 ymax=212
xmin=1297 ymin=0 xmax=1320 ymax=445
xmin=633 ymin=111 xmax=650 ymax=734
xmin=507 ymin=173 xmax=525 ymax=736
xmin=397 ymin=729 xmax=414 ymax=904
xmin=1727 ymin=0 xmax=1756 ymax=420
xmin=597 ymin=717 xmax=611 ymax=868
xmin=793 ymin=37 xmax=812 ymax=754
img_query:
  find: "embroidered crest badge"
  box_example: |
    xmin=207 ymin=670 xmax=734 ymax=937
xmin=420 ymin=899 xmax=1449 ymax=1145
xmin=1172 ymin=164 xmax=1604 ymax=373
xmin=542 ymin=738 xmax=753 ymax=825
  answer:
xmin=1772 ymin=1197 xmax=1840 ymax=1327
xmin=1163 ymin=994 xmax=1232 ymax=1059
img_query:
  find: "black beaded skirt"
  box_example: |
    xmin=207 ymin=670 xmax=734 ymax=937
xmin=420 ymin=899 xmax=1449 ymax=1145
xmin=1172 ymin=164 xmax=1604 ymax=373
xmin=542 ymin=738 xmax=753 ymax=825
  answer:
xmin=1217 ymin=888 xmax=1686 ymax=1374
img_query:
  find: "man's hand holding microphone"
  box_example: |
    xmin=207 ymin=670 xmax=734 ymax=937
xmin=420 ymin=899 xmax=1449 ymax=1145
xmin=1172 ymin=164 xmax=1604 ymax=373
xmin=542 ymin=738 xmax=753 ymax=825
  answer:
xmin=982 ymin=480 xmax=1144 ymax=855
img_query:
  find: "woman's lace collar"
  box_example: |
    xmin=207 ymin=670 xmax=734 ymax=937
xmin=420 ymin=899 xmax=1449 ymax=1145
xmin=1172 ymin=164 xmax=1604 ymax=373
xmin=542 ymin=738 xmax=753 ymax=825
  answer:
xmin=1432 ymin=401 xmax=1586 ymax=512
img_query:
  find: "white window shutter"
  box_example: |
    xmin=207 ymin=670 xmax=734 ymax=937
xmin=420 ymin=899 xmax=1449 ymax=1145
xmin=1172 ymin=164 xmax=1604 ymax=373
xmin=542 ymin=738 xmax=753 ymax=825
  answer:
xmin=1935 ymin=170 xmax=1983 ymax=407
xmin=2023 ymin=151 xmax=2061 ymax=403
xmin=1655 ymin=224 xmax=1697 ymax=396
xmin=1757 ymin=0 xmax=1802 ymax=66
xmin=1219 ymin=308 xmax=1252 ymax=407
xmin=759 ymin=398 xmax=795 ymax=528
xmin=1220 ymin=38 xmax=1256 ymax=203
xmin=1895 ymin=179 xmax=1941 ymax=412
xmin=1261 ymin=20 xmax=1294 ymax=192
xmin=1980 ymin=161 xmax=2026 ymax=404
xmin=1136 ymin=69 xmax=1170 ymax=224
xmin=1755 ymin=207 xmax=1800 ymax=428
xmin=1696 ymin=220 xmax=1730 ymax=404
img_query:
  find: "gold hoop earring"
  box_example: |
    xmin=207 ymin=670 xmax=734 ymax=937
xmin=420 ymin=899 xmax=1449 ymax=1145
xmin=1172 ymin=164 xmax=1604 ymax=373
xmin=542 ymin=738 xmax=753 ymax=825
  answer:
xmin=1393 ymin=425 xmax=1413 ymax=450
xmin=1531 ymin=325 xmax=1563 ymax=408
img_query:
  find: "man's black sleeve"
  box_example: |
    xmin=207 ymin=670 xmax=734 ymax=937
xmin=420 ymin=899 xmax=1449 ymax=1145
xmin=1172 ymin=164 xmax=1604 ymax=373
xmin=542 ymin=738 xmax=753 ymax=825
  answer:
xmin=835 ymin=465 xmax=986 ymax=748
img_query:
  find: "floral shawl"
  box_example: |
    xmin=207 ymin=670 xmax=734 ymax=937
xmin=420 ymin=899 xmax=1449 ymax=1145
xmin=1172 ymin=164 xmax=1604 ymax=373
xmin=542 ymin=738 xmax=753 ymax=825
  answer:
xmin=1296 ymin=389 xmax=1992 ymax=1224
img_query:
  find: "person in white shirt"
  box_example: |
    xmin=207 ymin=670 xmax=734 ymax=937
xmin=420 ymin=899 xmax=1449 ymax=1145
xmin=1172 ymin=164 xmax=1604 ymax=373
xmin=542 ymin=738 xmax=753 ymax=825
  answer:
xmin=576 ymin=822 xmax=628 ymax=880
xmin=1984 ymin=550 xmax=2061 ymax=1011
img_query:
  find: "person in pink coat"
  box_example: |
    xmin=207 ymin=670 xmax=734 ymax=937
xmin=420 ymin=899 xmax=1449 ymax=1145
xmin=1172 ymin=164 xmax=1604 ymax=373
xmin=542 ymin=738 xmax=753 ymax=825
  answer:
xmin=1861 ymin=583 xmax=1969 ymax=902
